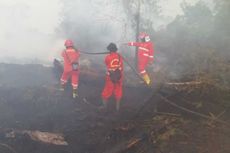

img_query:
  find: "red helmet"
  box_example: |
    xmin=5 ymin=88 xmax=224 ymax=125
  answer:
xmin=64 ymin=39 xmax=74 ymax=47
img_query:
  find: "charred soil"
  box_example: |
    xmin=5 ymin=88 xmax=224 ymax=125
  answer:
xmin=0 ymin=63 xmax=229 ymax=153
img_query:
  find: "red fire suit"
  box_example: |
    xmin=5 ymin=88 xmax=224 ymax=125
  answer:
xmin=128 ymin=42 xmax=154 ymax=75
xmin=101 ymin=52 xmax=123 ymax=101
xmin=60 ymin=48 xmax=80 ymax=89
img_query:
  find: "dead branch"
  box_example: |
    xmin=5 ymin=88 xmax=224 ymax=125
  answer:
xmin=146 ymin=118 xmax=179 ymax=145
xmin=107 ymin=118 xmax=179 ymax=153
xmin=216 ymin=110 xmax=227 ymax=119
xmin=104 ymin=134 xmax=146 ymax=153
xmin=126 ymin=137 xmax=142 ymax=149
xmin=165 ymin=81 xmax=202 ymax=86
xmin=158 ymin=94 xmax=230 ymax=127
xmin=146 ymin=117 xmax=179 ymax=135
xmin=0 ymin=143 xmax=17 ymax=153
xmin=156 ymin=112 xmax=181 ymax=117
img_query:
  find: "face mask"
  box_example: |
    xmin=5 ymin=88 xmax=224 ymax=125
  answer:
xmin=145 ymin=36 xmax=150 ymax=42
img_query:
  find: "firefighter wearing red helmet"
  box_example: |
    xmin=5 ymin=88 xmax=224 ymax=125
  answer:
xmin=60 ymin=39 xmax=80 ymax=98
xmin=127 ymin=32 xmax=154 ymax=85
xmin=101 ymin=43 xmax=123 ymax=111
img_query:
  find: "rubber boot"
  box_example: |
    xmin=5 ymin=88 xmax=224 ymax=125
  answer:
xmin=59 ymin=84 xmax=65 ymax=91
xmin=116 ymin=100 xmax=120 ymax=111
xmin=142 ymin=74 xmax=151 ymax=86
xmin=98 ymin=99 xmax=108 ymax=113
xmin=72 ymin=89 xmax=78 ymax=98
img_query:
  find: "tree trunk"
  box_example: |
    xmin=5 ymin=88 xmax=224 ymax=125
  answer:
xmin=135 ymin=0 xmax=140 ymax=70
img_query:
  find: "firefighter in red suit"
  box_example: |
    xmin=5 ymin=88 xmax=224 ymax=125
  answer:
xmin=127 ymin=32 xmax=154 ymax=85
xmin=101 ymin=43 xmax=123 ymax=111
xmin=60 ymin=39 xmax=80 ymax=98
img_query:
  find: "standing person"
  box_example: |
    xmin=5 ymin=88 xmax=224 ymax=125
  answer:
xmin=127 ymin=32 xmax=154 ymax=85
xmin=60 ymin=39 xmax=80 ymax=98
xmin=101 ymin=43 xmax=123 ymax=111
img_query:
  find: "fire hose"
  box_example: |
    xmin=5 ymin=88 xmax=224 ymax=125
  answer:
xmin=77 ymin=51 xmax=230 ymax=126
xmin=78 ymin=50 xmax=145 ymax=83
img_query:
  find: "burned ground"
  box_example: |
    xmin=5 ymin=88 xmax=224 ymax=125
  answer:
xmin=0 ymin=63 xmax=229 ymax=153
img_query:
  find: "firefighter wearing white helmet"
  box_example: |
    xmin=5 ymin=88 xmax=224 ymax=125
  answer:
xmin=126 ymin=32 xmax=154 ymax=85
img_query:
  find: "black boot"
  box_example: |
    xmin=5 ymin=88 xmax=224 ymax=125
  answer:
xmin=73 ymin=89 xmax=78 ymax=98
xmin=116 ymin=100 xmax=120 ymax=111
xmin=60 ymin=84 xmax=65 ymax=91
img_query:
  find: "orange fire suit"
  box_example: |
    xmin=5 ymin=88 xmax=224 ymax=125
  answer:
xmin=128 ymin=41 xmax=154 ymax=75
xmin=102 ymin=52 xmax=123 ymax=101
xmin=60 ymin=48 xmax=80 ymax=89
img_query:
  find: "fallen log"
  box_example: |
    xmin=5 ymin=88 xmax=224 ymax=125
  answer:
xmin=25 ymin=130 xmax=68 ymax=145
xmin=2 ymin=129 xmax=68 ymax=146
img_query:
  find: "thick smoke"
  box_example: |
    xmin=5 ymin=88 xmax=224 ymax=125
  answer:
xmin=58 ymin=0 xmax=129 ymax=53
xmin=57 ymin=0 xmax=193 ymax=65
xmin=0 ymin=0 xmax=216 ymax=67
xmin=0 ymin=0 xmax=132 ymax=64
xmin=0 ymin=0 xmax=63 ymax=63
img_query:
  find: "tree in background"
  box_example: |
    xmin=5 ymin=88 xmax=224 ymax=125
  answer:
xmin=58 ymin=0 xmax=126 ymax=53
xmin=58 ymin=0 xmax=229 ymax=86
xmin=122 ymin=0 xmax=160 ymax=68
xmin=212 ymin=0 xmax=230 ymax=56
xmin=155 ymin=0 xmax=230 ymax=90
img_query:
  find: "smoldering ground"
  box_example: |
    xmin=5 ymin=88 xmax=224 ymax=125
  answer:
xmin=0 ymin=1 xmax=230 ymax=153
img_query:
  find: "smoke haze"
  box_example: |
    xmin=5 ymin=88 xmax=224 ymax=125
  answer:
xmin=0 ymin=0 xmax=62 ymax=63
xmin=0 ymin=0 xmax=215 ymax=64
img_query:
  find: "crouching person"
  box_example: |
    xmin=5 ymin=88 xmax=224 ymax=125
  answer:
xmin=101 ymin=43 xmax=123 ymax=111
xmin=60 ymin=39 xmax=80 ymax=98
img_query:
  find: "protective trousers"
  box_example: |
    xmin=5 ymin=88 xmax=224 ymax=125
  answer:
xmin=138 ymin=51 xmax=149 ymax=75
xmin=60 ymin=70 xmax=79 ymax=89
xmin=138 ymin=52 xmax=151 ymax=85
xmin=102 ymin=75 xmax=122 ymax=102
